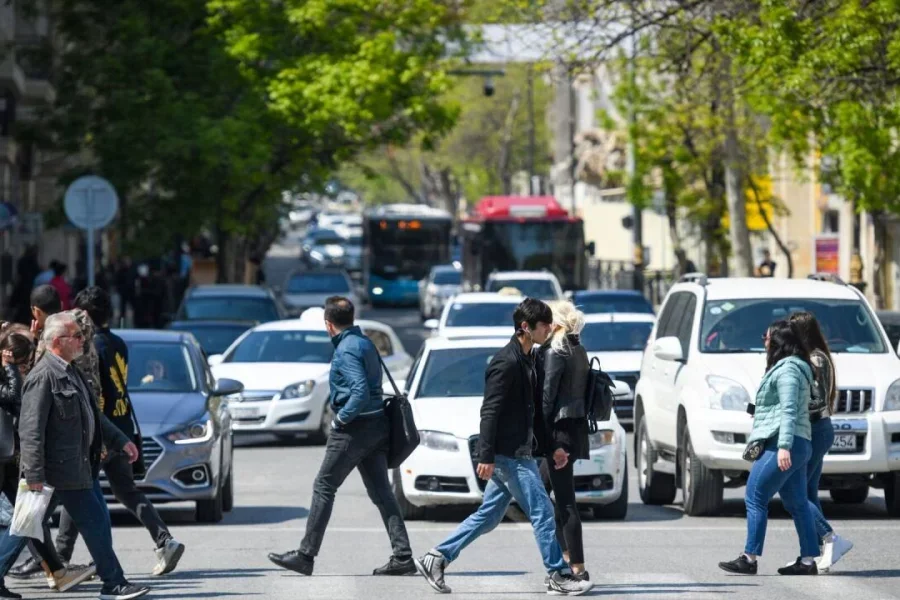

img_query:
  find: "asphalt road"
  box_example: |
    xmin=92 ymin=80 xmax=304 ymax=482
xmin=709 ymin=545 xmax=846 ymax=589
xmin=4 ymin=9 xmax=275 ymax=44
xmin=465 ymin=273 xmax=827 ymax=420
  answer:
xmin=9 ymin=305 xmax=900 ymax=599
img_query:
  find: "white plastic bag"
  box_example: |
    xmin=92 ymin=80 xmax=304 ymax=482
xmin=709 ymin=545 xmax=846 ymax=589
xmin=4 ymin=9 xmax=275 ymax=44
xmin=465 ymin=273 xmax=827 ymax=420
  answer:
xmin=9 ymin=480 xmax=54 ymax=540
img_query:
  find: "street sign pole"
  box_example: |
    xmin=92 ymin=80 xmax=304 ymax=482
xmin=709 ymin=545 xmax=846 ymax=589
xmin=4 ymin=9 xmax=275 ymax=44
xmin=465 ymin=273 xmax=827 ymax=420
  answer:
xmin=64 ymin=176 xmax=119 ymax=288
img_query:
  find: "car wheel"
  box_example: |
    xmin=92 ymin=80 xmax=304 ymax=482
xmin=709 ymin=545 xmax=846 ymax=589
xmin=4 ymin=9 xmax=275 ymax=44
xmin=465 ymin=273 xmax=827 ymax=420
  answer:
xmin=885 ymin=473 xmax=900 ymax=517
xmin=681 ymin=425 xmax=724 ymax=516
xmin=311 ymin=404 xmax=334 ymax=445
xmin=392 ymin=468 xmax=426 ymax=520
xmin=222 ymin=462 xmax=234 ymax=513
xmin=592 ymin=463 xmax=629 ymax=520
xmin=636 ymin=417 xmax=676 ymax=506
xmin=830 ymin=486 xmax=869 ymax=504
xmin=196 ymin=485 xmax=224 ymax=523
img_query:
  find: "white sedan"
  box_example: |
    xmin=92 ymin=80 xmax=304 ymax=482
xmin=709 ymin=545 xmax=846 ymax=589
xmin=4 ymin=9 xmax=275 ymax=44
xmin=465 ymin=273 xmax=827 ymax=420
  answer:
xmin=390 ymin=336 xmax=629 ymax=520
xmin=425 ymin=292 xmax=523 ymax=339
xmin=210 ymin=313 xmax=412 ymax=443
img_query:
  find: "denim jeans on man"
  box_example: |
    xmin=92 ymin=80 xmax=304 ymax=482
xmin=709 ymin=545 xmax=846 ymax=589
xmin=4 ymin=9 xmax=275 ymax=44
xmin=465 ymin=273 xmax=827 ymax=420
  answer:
xmin=435 ymin=454 xmax=568 ymax=573
xmin=745 ymin=436 xmax=818 ymax=558
xmin=0 ymin=483 xmax=127 ymax=588
xmin=807 ymin=417 xmax=835 ymax=539
xmin=56 ymin=451 xmax=171 ymax=562
xmin=299 ymin=414 xmax=411 ymax=559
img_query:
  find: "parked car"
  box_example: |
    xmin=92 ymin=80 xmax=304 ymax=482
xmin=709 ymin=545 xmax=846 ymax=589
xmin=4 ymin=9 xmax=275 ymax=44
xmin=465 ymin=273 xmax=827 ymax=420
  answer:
xmin=210 ymin=311 xmax=412 ymax=442
xmin=175 ymin=285 xmax=285 ymax=323
xmin=425 ymin=292 xmax=523 ymax=339
xmin=113 ymin=330 xmax=242 ymax=523
xmin=484 ymin=270 xmax=564 ymax=301
xmin=166 ymin=320 xmax=257 ymax=356
xmin=580 ymin=312 xmax=655 ymax=425
xmin=390 ymin=336 xmax=630 ymax=520
xmin=634 ymin=274 xmax=900 ymax=517
xmin=419 ymin=264 xmax=462 ymax=320
xmin=281 ymin=269 xmax=360 ymax=317
xmin=571 ymin=290 xmax=655 ymax=315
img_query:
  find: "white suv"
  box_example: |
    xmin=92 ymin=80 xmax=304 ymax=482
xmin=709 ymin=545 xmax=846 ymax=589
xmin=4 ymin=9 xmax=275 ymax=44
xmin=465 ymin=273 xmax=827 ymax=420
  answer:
xmin=634 ymin=274 xmax=900 ymax=516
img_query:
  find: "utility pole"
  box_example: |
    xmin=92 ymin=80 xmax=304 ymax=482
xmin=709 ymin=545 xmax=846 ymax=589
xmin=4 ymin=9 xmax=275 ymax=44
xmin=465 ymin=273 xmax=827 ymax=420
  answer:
xmin=569 ymin=69 xmax=577 ymax=212
xmin=527 ymin=65 xmax=536 ymax=195
xmin=628 ymin=0 xmax=643 ymax=292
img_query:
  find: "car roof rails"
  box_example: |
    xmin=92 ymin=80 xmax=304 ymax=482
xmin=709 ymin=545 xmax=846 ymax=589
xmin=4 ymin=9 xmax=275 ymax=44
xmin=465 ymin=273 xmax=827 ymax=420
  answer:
xmin=808 ymin=273 xmax=847 ymax=286
xmin=679 ymin=272 xmax=708 ymax=286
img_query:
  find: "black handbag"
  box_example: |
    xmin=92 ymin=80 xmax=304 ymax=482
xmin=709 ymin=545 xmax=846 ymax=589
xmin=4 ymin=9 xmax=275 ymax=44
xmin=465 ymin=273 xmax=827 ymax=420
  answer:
xmin=742 ymin=439 xmax=766 ymax=462
xmin=584 ymin=357 xmax=615 ymax=433
xmin=377 ymin=354 xmax=420 ymax=469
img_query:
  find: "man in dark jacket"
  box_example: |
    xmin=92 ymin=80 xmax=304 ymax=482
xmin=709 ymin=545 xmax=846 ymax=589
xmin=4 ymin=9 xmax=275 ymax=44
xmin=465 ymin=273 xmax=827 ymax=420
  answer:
xmin=49 ymin=288 xmax=185 ymax=577
xmin=414 ymin=299 xmax=593 ymax=597
xmin=0 ymin=312 xmax=150 ymax=600
xmin=268 ymin=296 xmax=413 ymax=577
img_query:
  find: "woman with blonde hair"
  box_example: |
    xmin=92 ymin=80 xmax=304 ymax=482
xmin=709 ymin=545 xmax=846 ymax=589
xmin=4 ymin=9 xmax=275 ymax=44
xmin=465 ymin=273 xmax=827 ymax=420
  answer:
xmin=539 ymin=300 xmax=591 ymax=579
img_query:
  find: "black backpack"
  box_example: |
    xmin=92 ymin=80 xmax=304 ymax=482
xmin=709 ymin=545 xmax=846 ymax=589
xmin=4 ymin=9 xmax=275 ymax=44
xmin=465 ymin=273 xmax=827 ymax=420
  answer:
xmin=584 ymin=357 xmax=615 ymax=433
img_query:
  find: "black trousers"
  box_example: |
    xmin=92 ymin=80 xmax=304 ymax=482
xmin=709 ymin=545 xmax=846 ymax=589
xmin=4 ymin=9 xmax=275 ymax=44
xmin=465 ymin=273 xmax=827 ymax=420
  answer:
xmin=299 ymin=415 xmax=411 ymax=559
xmin=539 ymin=458 xmax=584 ymax=565
xmin=55 ymin=451 xmax=171 ymax=562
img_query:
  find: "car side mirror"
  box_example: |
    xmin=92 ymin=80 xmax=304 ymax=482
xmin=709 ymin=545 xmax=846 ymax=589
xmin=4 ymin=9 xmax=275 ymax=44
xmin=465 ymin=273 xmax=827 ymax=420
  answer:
xmin=208 ymin=354 xmax=225 ymax=366
xmin=564 ymin=290 xmax=574 ymax=301
xmin=896 ymin=339 xmax=900 ymax=356
xmin=271 ymin=285 xmax=283 ymax=295
xmin=424 ymin=319 xmax=439 ymax=330
xmin=610 ymin=379 xmax=632 ymax=397
xmin=213 ymin=377 xmax=243 ymax=396
xmin=383 ymin=380 xmax=406 ymax=396
xmin=652 ymin=336 xmax=684 ymax=363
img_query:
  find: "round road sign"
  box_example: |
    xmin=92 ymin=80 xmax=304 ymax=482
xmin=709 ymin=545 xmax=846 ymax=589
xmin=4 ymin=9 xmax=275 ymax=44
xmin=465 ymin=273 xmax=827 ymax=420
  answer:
xmin=64 ymin=175 xmax=119 ymax=230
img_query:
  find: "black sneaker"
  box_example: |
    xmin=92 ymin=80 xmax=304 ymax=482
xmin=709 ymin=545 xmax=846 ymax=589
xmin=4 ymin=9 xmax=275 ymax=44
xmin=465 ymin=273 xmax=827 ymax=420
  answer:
xmin=413 ymin=551 xmax=451 ymax=594
xmin=268 ymin=550 xmax=313 ymax=576
xmin=8 ymin=557 xmax=42 ymax=579
xmin=718 ymin=555 xmax=758 ymax=575
xmin=373 ymin=556 xmax=416 ymax=576
xmin=778 ymin=558 xmax=818 ymax=576
xmin=546 ymin=571 xmax=594 ymax=596
xmin=98 ymin=583 xmax=150 ymax=600
xmin=0 ymin=583 xmax=21 ymax=599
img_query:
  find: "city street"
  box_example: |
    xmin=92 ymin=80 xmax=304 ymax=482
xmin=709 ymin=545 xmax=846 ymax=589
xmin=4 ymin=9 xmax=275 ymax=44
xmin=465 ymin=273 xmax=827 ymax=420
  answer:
xmin=3 ymin=307 xmax=898 ymax=600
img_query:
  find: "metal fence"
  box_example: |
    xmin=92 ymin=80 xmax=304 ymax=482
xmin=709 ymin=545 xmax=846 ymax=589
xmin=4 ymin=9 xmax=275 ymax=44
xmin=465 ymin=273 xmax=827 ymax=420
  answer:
xmin=587 ymin=260 xmax=676 ymax=308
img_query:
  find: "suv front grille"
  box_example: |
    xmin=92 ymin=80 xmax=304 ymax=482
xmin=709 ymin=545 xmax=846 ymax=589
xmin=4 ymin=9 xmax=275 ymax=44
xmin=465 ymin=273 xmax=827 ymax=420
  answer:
xmin=834 ymin=388 xmax=873 ymax=414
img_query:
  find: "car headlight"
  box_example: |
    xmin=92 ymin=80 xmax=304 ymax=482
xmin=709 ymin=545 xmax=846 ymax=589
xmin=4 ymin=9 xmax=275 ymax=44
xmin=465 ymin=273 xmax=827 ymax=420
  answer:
xmin=419 ymin=430 xmax=459 ymax=452
xmin=707 ymin=375 xmax=751 ymax=411
xmin=885 ymin=379 xmax=900 ymax=410
xmin=167 ymin=418 xmax=213 ymax=444
xmin=310 ymin=250 xmax=324 ymax=261
xmin=281 ymin=380 xmax=316 ymax=399
xmin=590 ymin=430 xmax=616 ymax=449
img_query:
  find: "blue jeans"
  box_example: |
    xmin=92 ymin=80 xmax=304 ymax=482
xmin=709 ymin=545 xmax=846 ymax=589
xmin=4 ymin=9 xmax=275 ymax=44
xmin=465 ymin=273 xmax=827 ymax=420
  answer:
xmin=807 ymin=418 xmax=834 ymax=538
xmin=745 ymin=436 xmax=818 ymax=558
xmin=435 ymin=455 xmax=568 ymax=573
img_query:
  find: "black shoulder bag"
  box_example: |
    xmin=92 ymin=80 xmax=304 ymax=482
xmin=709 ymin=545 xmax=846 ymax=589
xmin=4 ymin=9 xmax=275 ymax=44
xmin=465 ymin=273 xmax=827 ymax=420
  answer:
xmin=376 ymin=354 xmax=420 ymax=469
xmin=584 ymin=357 xmax=615 ymax=433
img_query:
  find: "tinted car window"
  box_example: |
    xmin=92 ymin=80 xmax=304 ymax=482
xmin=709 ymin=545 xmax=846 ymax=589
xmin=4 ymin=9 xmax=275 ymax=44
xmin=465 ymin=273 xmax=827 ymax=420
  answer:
xmin=287 ymin=273 xmax=350 ymax=294
xmin=128 ymin=343 xmax=197 ymax=392
xmin=181 ymin=297 xmax=280 ymax=322
xmin=486 ymin=279 xmax=557 ymax=299
xmin=574 ymin=293 xmax=654 ymax=314
xmin=445 ymin=302 xmax=518 ymax=328
xmin=418 ymin=348 xmax=497 ymax=397
xmin=701 ymin=298 xmax=887 ymax=354
xmin=433 ymin=271 xmax=461 ymax=285
xmin=581 ymin=322 xmax=654 ymax=352
xmin=227 ymin=331 xmax=334 ymax=363
xmin=168 ymin=323 xmax=251 ymax=355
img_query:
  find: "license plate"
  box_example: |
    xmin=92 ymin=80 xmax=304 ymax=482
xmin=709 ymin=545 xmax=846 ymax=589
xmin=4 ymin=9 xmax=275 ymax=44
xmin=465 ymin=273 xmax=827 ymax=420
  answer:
xmin=231 ymin=406 xmax=260 ymax=420
xmin=831 ymin=434 xmax=857 ymax=452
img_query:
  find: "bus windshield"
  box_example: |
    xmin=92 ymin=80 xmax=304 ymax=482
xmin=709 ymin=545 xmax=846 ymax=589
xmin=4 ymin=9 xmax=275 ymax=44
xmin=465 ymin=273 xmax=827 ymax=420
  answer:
xmin=366 ymin=218 xmax=452 ymax=281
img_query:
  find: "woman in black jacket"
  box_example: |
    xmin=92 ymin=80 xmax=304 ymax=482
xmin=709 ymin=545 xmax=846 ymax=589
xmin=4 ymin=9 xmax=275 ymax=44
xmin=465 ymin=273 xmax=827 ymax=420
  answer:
xmin=540 ymin=301 xmax=590 ymax=580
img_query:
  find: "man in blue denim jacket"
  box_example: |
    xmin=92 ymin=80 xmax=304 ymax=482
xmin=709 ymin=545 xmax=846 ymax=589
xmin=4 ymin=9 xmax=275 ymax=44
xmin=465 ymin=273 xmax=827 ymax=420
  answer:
xmin=268 ymin=296 xmax=413 ymax=577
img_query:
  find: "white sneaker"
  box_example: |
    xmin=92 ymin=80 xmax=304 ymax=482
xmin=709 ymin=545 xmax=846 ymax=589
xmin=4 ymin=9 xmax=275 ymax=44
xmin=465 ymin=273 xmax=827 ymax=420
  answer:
xmin=152 ymin=538 xmax=186 ymax=576
xmin=816 ymin=534 xmax=854 ymax=572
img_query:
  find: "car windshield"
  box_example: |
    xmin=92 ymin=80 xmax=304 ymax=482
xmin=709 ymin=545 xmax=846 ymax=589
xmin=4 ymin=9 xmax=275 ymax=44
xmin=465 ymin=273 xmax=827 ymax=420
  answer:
xmin=418 ymin=348 xmax=497 ymax=397
xmin=433 ymin=271 xmax=461 ymax=285
xmin=286 ymin=273 xmax=350 ymax=294
xmin=486 ymin=278 xmax=557 ymax=299
xmin=170 ymin=324 xmax=251 ymax=355
xmin=445 ymin=302 xmax=517 ymax=328
xmin=575 ymin=294 xmax=654 ymax=314
xmin=127 ymin=342 xmax=197 ymax=392
xmin=701 ymin=298 xmax=887 ymax=354
xmin=581 ymin=321 xmax=653 ymax=352
xmin=182 ymin=297 xmax=280 ymax=322
xmin=226 ymin=330 xmax=334 ymax=363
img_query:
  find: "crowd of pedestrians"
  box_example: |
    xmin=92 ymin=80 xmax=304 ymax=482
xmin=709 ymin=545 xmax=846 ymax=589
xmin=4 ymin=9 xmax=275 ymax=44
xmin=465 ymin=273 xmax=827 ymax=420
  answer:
xmin=0 ymin=284 xmax=185 ymax=600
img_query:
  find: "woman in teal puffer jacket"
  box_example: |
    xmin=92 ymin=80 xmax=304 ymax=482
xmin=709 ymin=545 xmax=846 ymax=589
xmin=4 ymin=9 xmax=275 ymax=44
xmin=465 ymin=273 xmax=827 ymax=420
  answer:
xmin=719 ymin=319 xmax=820 ymax=576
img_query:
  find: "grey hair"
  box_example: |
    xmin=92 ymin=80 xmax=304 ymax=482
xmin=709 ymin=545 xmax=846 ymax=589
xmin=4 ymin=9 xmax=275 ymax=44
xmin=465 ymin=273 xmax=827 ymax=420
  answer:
xmin=43 ymin=312 xmax=76 ymax=346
